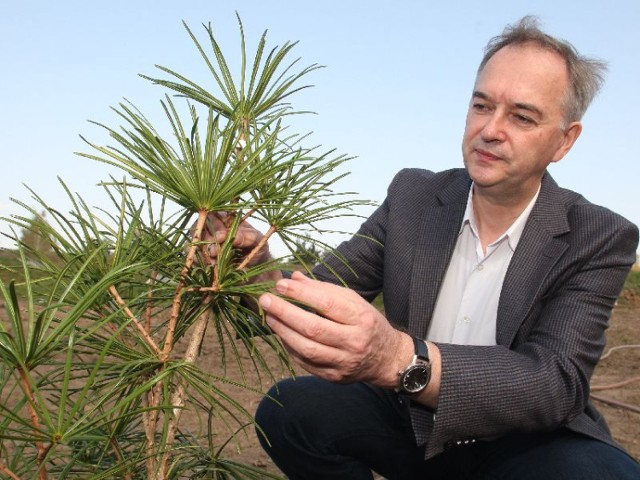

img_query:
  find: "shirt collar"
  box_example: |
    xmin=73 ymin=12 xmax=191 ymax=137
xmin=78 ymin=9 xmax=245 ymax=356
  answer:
xmin=461 ymin=183 xmax=541 ymax=251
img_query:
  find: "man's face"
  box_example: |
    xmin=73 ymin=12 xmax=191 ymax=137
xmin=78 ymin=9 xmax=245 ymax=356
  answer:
xmin=462 ymin=43 xmax=581 ymax=199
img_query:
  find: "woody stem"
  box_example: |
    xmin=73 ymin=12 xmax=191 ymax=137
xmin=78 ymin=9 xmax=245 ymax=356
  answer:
xmin=237 ymin=224 xmax=277 ymax=270
xmin=17 ymin=368 xmax=48 ymax=480
xmin=108 ymin=286 xmax=161 ymax=355
xmin=162 ymin=209 xmax=209 ymax=359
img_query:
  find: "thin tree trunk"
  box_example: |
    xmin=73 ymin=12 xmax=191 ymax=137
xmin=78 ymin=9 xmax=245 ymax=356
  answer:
xmin=157 ymin=304 xmax=213 ymax=479
xmin=163 ymin=210 xmax=209 ymax=360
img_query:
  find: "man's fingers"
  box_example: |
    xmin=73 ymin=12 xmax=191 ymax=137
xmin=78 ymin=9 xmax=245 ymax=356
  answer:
xmin=260 ymin=292 xmax=328 ymax=337
xmin=260 ymin=293 xmax=351 ymax=347
xmin=272 ymin=272 xmax=362 ymax=325
xmin=262 ymin=308 xmax=356 ymax=382
xmin=203 ymin=212 xmax=226 ymax=236
xmin=232 ymin=229 xmax=260 ymax=249
xmin=260 ymin=297 xmax=373 ymax=383
xmin=265 ymin=311 xmax=341 ymax=364
xmin=204 ymin=222 xmax=263 ymax=249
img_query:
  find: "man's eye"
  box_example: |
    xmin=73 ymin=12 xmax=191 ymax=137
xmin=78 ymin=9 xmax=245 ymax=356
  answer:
xmin=472 ymin=103 xmax=489 ymax=112
xmin=513 ymin=113 xmax=535 ymax=125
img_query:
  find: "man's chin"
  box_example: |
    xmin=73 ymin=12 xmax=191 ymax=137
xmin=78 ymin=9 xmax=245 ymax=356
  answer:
xmin=466 ymin=164 xmax=502 ymax=187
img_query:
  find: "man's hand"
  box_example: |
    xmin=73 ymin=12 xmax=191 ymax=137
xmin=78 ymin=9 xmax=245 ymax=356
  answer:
xmin=200 ymin=212 xmax=272 ymax=268
xmin=258 ymin=271 xmax=415 ymax=389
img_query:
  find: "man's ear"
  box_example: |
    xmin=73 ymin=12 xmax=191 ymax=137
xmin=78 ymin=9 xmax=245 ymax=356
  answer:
xmin=551 ymin=121 xmax=582 ymax=163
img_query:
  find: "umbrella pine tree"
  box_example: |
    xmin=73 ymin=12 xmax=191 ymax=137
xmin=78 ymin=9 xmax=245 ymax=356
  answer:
xmin=0 ymin=15 xmax=371 ymax=479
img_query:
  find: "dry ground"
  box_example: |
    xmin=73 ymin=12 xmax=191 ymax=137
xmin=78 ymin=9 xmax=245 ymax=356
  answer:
xmin=1 ymin=298 xmax=637 ymax=478
xmin=590 ymin=303 xmax=640 ymax=460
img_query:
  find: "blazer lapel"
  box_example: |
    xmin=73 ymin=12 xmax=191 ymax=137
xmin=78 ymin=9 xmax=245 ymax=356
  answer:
xmin=405 ymin=171 xmax=572 ymax=345
xmin=496 ymin=173 xmax=571 ymax=346
xmin=407 ymin=172 xmax=470 ymax=338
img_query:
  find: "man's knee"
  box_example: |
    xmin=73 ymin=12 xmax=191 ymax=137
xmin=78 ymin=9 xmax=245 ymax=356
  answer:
xmin=254 ymin=379 xmax=292 ymax=449
xmin=255 ymin=377 xmax=322 ymax=450
xmin=476 ymin=430 xmax=640 ymax=480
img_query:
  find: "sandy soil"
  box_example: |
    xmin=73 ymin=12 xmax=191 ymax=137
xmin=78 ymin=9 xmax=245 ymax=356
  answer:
xmin=2 ymin=299 xmax=637 ymax=478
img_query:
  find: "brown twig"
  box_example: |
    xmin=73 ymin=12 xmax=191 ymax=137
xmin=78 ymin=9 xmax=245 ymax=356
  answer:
xmin=591 ymin=375 xmax=640 ymax=392
xmin=163 ymin=209 xmax=209 ymax=360
xmin=144 ymin=271 xmax=158 ymax=334
xmin=185 ymin=286 xmax=219 ymax=293
xmin=141 ymin=210 xmax=213 ymax=477
xmin=0 ymin=461 xmax=21 ymax=480
xmin=237 ymin=224 xmax=277 ymax=270
xmin=154 ymin=210 xmax=215 ymax=478
xmin=157 ymin=298 xmax=213 ymax=479
xmin=600 ymin=344 xmax=640 ymax=360
xmin=199 ymin=229 xmax=221 ymax=292
xmin=35 ymin=444 xmax=53 ymax=480
xmin=142 ymin=381 xmax=161 ymax=476
xmin=156 ymin=200 xmax=269 ymax=477
xmin=17 ymin=368 xmax=47 ymax=480
xmin=591 ymin=393 xmax=640 ymax=414
xmin=108 ymin=286 xmax=161 ymax=356
xmin=239 ymin=207 xmax=258 ymax=224
xmin=108 ymin=437 xmax=132 ymax=480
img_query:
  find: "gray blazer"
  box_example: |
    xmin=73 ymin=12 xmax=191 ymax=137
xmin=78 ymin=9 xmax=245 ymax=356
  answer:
xmin=313 ymin=168 xmax=639 ymax=459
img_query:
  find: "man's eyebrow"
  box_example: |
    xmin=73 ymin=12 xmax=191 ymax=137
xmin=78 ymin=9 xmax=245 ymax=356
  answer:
xmin=472 ymin=91 xmax=543 ymax=117
xmin=513 ymin=102 xmax=543 ymax=117
xmin=472 ymin=91 xmax=490 ymax=101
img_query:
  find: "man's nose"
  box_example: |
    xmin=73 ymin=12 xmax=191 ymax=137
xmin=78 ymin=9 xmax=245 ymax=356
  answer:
xmin=480 ymin=112 xmax=507 ymax=143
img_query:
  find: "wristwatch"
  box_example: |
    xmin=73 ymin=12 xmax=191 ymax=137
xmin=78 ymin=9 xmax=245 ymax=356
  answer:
xmin=397 ymin=336 xmax=431 ymax=394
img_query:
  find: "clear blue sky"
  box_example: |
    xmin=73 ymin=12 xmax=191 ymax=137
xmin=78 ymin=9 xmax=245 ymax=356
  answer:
xmin=1 ymin=1 xmax=639 ymax=254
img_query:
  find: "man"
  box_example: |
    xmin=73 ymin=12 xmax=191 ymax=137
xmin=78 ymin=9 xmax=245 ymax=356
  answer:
xmin=219 ymin=16 xmax=640 ymax=479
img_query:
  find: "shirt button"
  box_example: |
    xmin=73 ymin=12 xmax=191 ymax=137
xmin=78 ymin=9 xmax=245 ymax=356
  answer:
xmin=463 ymin=315 xmax=471 ymax=324
xmin=477 ymin=264 xmax=484 ymax=271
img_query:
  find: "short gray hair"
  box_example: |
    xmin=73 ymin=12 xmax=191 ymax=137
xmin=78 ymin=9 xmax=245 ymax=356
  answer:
xmin=478 ymin=16 xmax=607 ymax=123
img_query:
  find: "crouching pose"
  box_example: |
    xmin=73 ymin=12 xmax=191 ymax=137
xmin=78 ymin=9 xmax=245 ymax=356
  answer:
xmin=211 ymin=16 xmax=640 ymax=480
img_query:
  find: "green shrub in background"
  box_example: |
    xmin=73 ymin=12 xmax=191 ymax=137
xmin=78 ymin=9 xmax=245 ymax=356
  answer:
xmin=624 ymin=269 xmax=640 ymax=291
xmin=619 ymin=269 xmax=640 ymax=306
xmin=0 ymin=16 xmax=371 ymax=479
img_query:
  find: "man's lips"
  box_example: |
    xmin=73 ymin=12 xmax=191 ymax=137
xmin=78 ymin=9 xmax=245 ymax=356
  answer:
xmin=474 ymin=148 xmax=503 ymax=162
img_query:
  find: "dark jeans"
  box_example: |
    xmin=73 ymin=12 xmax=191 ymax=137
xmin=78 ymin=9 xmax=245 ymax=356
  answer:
xmin=255 ymin=376 xmax=640 ymax=480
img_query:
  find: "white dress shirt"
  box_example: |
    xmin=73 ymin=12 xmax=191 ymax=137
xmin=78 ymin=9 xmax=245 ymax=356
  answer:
xmin=426 ymin=184 xmax=540 ymax=346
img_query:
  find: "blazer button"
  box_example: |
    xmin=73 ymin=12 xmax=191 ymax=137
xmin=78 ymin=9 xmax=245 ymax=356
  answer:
xmin=444 ymin=439 xmax=477 ymax=450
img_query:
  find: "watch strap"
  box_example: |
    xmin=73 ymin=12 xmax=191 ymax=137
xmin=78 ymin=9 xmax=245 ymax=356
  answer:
xmin=412 ymin=336 xmax=429 ymax=361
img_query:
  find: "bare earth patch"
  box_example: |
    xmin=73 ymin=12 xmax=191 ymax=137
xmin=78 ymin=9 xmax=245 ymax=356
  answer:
xmin=591 ymin=304 xmax=640 ymax=460
xmin=2 ymin=301 xmax=637 ymax=477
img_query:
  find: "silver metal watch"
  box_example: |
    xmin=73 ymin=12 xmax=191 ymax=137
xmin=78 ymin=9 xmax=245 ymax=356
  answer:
xmin=397 ymin=336 xmax=431 ymax=394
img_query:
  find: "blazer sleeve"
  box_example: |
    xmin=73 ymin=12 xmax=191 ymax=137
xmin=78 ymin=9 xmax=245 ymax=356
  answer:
xmin=312 ymin=168 xmax=437 ymax=301
xmin=316 ymin=169 xmax=639 ymax=459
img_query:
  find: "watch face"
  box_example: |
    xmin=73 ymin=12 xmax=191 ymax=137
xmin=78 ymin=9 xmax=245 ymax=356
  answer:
xmin=402 ymin=365 xmax=430 ymax=393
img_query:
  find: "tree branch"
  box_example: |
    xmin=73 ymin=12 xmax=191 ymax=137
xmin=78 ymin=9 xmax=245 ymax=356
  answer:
xmin=0 ymin=461 xmax=22 ymax=480
xmin=163 ymin=210 xmax=209 ymax=360
xmin=108 ymin=286 xmax=161 ymax=356
xmin=17 ymin=368 xmax=47 ymax=480
xmin=237 ymin=224 xmax=277 ymax=270
xmin=157 ymin=298 xmax=213 ymax=479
